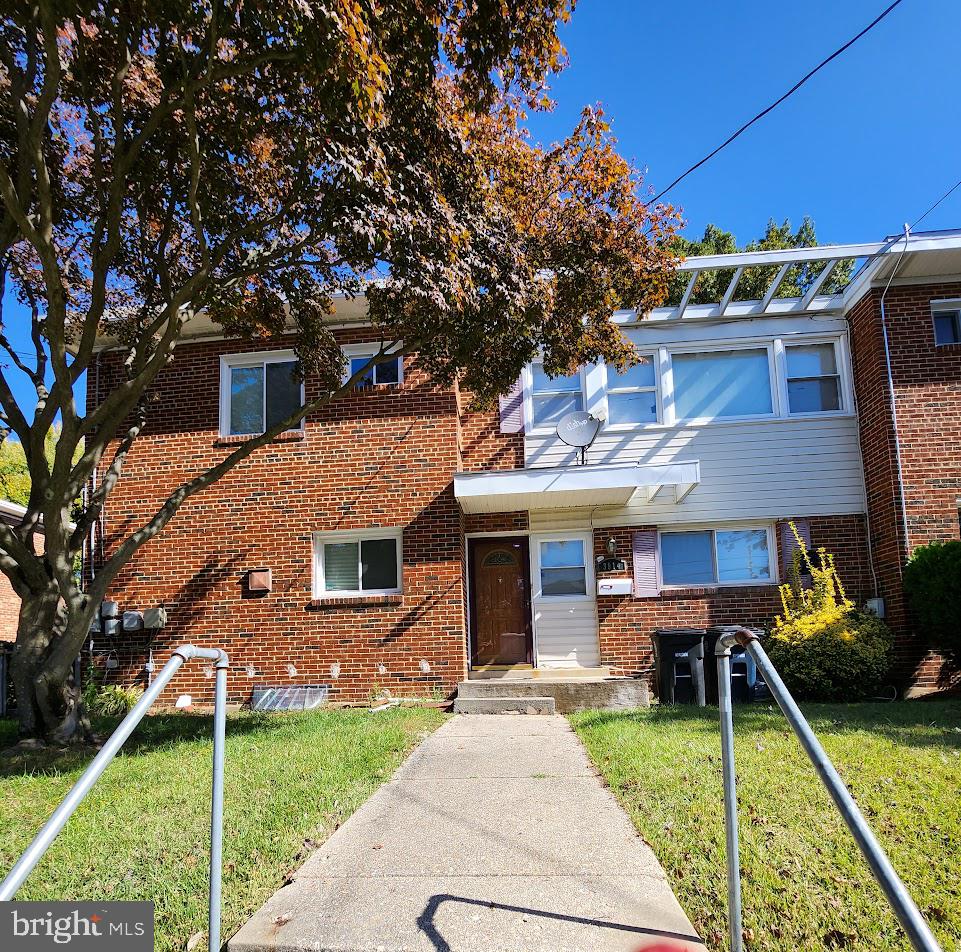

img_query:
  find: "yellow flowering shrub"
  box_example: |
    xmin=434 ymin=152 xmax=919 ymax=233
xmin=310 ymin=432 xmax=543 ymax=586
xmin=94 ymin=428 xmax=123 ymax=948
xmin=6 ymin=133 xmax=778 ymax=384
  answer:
xmin=767 ymin=523 xmax=892 ymax=701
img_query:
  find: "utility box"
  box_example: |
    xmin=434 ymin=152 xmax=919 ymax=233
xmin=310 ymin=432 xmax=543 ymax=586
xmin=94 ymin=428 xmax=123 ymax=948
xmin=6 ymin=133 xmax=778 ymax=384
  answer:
xmin=122 ymin=610 xmax=144 ymax=631
xmin=597 ymin=577 xmax=632 ymax=597
xmin=144 ymin=607 xmax=168 ymax=629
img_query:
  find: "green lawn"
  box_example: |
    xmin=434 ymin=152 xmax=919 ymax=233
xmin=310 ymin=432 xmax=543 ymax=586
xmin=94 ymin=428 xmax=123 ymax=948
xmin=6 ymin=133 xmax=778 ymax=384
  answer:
xmin=571 ymin=702 xmax=961 ymax=952
xmin=0 ymin=707 xmax=445 ymax=952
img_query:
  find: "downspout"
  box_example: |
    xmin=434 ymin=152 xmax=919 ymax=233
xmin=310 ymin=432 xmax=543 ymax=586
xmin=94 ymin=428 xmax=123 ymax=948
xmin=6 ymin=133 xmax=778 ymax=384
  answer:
xmin=879 ymin=225 xmax=912 ymax=573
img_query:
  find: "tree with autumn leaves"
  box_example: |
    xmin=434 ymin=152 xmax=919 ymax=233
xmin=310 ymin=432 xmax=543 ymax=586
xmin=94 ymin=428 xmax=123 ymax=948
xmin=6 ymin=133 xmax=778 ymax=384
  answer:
xmin=0 ymin=1 xmax=680 ymax=741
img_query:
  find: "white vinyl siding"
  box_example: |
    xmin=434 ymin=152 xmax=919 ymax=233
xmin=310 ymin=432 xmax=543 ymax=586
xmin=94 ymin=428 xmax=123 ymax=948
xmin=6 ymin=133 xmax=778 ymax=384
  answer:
xmin=522 ymin=316 xmax=864 ymax=526
xmin=530 ymin=531 xmax=599 ymax=668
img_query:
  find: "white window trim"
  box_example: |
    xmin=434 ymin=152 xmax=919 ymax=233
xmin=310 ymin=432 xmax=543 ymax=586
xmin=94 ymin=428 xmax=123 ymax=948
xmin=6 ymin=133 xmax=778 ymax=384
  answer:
xmin=602 ymin=356 xmax=661 ymax=428
xmin=657 ymin=524 xmax=776 ymax=590
xmin=219 ymin=350 xmax=305 ymax=437
xmin=312 ymin=528 xmax=403 ymax=598
xmin=341 ymin=341 xmax=405 ymax=387
xmin=930 ymin=298 xmax=961 ymax=347
xmin=524 ymin=362 xmax=587 ymax=435
xmin=532 ymin=531 xmax=594 ymax=602
xmin=583 ymin=334 xmax=853 ymax=434
xmin=781 ymin=338 xmax=848 ymax=416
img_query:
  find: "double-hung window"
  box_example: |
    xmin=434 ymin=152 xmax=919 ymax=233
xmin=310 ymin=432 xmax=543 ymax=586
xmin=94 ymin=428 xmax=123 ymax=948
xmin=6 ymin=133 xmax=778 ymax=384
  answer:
xmin=671 ymin=348 xmax=773 ymax=421
xmin=530 ymin=364 xmax=584 ymax=428
xmin=538 ymin=538 xmax=588 ymax=597
xmin=314 ymin=529 xmax=402 ymax=597
xmin=221 ymin=351 xmax=303 ymax=436
xmin=933 ymin=304 xmax=961 ymax=345
xmin=785 ymin=343 xmax=842 ymax=413
xmin=605 ymin=357 xmax=658 ymax=424
xmin=660 ymin=527 xmax=772 ymax=586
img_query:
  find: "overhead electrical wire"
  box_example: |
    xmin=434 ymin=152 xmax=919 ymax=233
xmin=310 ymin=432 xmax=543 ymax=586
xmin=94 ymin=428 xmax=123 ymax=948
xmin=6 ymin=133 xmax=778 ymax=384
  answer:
xmin=648 ymin=0 xmax=907 ymax=205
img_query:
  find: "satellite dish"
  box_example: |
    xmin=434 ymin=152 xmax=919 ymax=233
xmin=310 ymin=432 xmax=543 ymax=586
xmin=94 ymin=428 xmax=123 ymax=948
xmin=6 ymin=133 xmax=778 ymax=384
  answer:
xmin=556 ymin=411 xmax=600 ymax=464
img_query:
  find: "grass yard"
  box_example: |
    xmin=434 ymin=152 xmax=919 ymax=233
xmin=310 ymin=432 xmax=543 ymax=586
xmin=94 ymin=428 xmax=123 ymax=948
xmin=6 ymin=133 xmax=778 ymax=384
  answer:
xmin=0 ymin=707 xmax=445 ymax=952
xmin=571 ymin=701 xmax=961 ymax=952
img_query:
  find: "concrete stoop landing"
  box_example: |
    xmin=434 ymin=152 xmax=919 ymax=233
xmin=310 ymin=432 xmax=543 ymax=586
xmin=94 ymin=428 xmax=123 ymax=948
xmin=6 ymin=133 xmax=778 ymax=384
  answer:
xmin=229 ymin=714 xmax=704 ymax=952
xmin=454 ymin=672 xmax=650 ymax=714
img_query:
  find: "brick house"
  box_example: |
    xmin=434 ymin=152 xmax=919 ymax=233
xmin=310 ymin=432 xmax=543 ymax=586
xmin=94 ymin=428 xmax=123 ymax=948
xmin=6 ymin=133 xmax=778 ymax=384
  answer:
xmin=85 ymin=229 xmax=961 ymax=705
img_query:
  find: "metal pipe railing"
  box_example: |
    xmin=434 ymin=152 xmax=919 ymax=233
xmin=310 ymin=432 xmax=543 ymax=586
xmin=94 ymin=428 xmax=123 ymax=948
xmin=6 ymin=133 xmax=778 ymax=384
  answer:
xmin=716 ymin=628 xmax=942 ymax=952
xmin=0 ymin=644 xmax=229 ymax=952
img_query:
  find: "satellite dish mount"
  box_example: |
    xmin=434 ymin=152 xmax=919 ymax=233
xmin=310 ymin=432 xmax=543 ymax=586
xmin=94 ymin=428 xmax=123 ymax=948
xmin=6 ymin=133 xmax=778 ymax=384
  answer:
xmin=555 ymin=411 xmax=601 ymax=465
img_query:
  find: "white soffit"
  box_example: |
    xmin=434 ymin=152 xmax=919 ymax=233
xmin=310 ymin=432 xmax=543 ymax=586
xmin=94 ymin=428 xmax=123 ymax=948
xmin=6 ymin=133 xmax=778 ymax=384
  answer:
xmin=454 ymin=460 xmax=700 ymax=514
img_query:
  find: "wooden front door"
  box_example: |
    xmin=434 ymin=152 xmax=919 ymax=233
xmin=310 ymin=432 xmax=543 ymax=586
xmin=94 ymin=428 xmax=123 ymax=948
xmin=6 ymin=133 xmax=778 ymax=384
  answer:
xmin=469 ymin=537 xmax=533 ymax=666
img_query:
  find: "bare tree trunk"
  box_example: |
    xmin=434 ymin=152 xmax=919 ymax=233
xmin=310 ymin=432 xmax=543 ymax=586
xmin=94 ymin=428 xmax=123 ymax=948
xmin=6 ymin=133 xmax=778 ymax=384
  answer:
xmin=11 ymin=587 xmax=92 ymax=744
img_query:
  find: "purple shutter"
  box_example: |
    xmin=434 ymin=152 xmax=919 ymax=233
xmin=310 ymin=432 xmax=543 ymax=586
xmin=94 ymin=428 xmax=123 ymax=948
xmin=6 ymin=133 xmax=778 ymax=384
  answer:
xmin=498 ymin=375 xmax=525 ymax=433
xmin=633 ymin=530 xmax=660 ymax=597
xmin=779 ymin=519 xmax=812 ymax=582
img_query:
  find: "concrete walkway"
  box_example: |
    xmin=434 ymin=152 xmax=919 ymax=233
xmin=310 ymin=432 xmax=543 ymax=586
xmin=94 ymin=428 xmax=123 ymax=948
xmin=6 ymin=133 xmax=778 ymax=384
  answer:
xmin=230 ymin=714 xmax=704 ymax=952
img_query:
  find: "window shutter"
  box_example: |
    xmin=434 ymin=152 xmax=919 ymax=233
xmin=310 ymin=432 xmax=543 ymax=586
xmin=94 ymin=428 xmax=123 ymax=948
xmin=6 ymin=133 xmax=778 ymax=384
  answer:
xmin=498 ymin=376 xmax=525 ymax=433
xmin=633 ymin=530 xmax=660 ymax=597
xmin=779 ymin=519 xmax=812 ymax=583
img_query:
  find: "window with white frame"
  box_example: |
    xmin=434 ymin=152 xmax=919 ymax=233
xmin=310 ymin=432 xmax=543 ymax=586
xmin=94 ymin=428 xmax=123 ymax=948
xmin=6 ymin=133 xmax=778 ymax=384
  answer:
xmin=221 ymin=352 xmax=303 ymax=436
xmin=605 ymin=357 xmax=658 ymax=424
xmin=530 ymin=364 xmax=584 ymax=428
xmin=932 ymin=304 xmax=961 ymax=346
xmin=785 ymin=342 xmax=842 ymax=413
xmin=539 ymin=538 xmax=587 ymax=596
xmin=671 ymin=348 xmax=773 ymax=421
xmin=314 ymin=529 xmax=402 ymax=596
xmin=660 ymin=527 xmax=772 ymax=586
xmin=340 ymin=341 xmax=403 ymax=389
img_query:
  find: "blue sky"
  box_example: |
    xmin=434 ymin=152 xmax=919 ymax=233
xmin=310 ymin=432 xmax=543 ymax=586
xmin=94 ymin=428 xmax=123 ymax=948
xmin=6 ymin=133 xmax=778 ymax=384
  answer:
xmin=527 ymin=0 xmax=961 ymax=244
xmin=4 ymin=0 xmax=960 ymax=421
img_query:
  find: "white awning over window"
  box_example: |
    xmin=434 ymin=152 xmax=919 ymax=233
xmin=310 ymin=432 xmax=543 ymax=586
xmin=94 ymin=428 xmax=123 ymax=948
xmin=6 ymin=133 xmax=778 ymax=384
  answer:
xmin=453 ymin=460 xmax=700 ymax=514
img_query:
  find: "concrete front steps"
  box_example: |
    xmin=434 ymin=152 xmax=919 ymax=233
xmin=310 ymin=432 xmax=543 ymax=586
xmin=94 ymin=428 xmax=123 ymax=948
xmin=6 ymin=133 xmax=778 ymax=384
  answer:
xmin=454 ymin=671 xmax=650 ymax=714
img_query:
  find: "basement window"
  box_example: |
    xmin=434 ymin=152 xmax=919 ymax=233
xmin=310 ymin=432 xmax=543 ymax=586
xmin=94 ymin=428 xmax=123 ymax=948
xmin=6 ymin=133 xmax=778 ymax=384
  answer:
xmin=220 ymin=351 xmax=303 ymax=436
xmin=313 ymin=529 xmax=402 ymax=597
xmin=933 ymin=307 xmax=961 ymax=346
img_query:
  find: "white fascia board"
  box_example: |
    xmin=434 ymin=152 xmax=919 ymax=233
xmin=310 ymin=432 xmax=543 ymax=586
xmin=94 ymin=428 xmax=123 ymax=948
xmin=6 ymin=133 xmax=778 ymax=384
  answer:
xmin=454 ymin=460 xmax=700 ymax=513
xmin=677 ymin=242 xmax=889 ymax=271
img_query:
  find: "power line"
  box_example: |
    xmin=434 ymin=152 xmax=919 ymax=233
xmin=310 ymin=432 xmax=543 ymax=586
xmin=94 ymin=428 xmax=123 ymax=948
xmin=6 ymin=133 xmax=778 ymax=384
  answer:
xmin=910 ymin=175 xmax=961 ymax=231
xmin=648 ymin=0 xmax=907 ymax=205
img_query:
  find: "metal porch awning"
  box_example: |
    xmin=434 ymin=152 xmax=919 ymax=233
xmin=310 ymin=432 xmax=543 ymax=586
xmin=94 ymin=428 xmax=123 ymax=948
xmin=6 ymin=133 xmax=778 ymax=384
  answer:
xmin=453 ymin=460 xmax=700 ymax=514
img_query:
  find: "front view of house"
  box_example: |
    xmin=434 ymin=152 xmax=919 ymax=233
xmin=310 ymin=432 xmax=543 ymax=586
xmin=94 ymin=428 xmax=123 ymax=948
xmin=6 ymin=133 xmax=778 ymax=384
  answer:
xmin=92 ymin=230 xmax=961 ymax=704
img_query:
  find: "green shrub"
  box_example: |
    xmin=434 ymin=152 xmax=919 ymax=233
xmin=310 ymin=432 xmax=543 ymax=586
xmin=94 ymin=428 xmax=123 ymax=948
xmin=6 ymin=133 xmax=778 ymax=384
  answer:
xmin=767 ymin=609 xmax=893 ymax=701
xmin=86 ymin=684 xmax=144 ymax=717
xmin=903 ymin=540 xmax=961 ymax=663
xmin=766 ymin=522 xmax=893 ymax=701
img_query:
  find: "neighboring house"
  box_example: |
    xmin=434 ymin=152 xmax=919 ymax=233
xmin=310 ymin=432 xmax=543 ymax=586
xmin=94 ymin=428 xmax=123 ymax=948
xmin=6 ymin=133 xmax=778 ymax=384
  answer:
xmin=0 ymin=500 xmax=34 ymax=643
xmin=86 ymin=229 xmax=961 ymax=704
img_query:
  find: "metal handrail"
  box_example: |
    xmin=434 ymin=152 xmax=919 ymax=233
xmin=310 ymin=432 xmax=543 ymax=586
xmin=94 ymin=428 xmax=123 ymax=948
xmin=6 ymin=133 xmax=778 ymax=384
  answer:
xmin=716 ymin=628 xmax=942 ymax=952
xmin=0 ymin=644 xmax=229 ymax=952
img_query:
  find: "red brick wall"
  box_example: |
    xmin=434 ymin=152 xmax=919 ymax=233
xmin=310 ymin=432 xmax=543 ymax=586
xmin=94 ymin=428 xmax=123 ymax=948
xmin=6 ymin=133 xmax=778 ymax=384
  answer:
xmin=593 ymin=515 xmax=872 ymax=683
xmin=848 ymin=283 xmax=961 ymax=691
xmin=456 ymin=388 xmax=524 ymax=473
xmin=91 ymin=331 xmax=468 ymax=705
xmin=0 ymin=571 xmax=19 ymax=643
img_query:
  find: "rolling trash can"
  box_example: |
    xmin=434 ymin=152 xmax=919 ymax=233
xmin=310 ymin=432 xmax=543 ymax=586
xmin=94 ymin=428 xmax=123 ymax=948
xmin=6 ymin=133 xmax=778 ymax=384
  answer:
xmin=652 ymin=628 xmax=707 ymax=704
xmin=705 ymin=625 xmax=768 ymax=704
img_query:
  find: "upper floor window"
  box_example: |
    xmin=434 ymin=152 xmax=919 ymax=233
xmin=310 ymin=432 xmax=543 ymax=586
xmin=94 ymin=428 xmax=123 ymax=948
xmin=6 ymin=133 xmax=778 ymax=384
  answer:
xmin=785 ymin=343 xmax=841 ymax=413
xmin=221 ymin=351 xmax=303 ymax=436
xmin=672 ymin=347 xmax=773 ymax=421
xmin=313 ymin=528 xmax=402 ymax=597
xmin=342 ymin=343 xmax=403 ymax=389
xmin=933 ymin=306 xmax=961 ymax=346
xmin=531 ymin=364 xmax=583 ymax=428
xmin=605 ymin=358 xmax=658 ymax=425
xmin=660 ymin=527 xmax=772 ymax=587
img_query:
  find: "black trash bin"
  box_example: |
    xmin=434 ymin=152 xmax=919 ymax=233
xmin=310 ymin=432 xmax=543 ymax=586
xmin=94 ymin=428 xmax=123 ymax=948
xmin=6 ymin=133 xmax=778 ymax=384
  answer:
xmin=704 ymin=626 xmax=766 ymax=704
xmin=652 ymin=627 xmax=707 ymax=704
